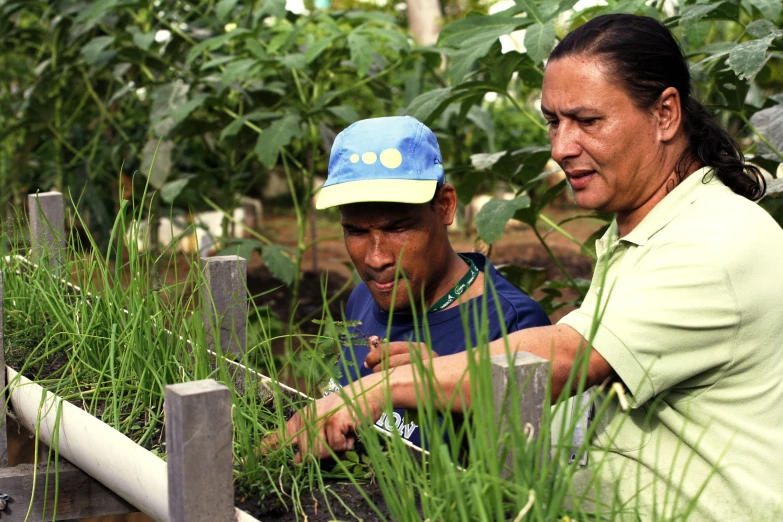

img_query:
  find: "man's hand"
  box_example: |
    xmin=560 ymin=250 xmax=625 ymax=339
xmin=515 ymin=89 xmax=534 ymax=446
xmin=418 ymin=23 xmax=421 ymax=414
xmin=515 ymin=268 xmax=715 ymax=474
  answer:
xmin=260 ymin=384 xmax=384 ymax=463
xmin=364 ymin=337 xmax=439 ymax=373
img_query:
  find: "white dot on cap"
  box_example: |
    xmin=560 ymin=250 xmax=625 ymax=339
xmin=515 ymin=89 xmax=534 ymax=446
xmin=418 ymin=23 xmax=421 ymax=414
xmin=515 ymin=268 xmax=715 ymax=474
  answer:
xmin=350 ymin=154 xmax=360 ymax=163
xmin=362 ymin=152 xmax=377 ymax=165
xmin=380 ymin=148 xmax=402 ymax=169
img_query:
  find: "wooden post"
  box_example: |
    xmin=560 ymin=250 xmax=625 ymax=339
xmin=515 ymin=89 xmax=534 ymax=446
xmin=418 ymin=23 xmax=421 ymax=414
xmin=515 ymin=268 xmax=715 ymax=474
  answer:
xmin=166 ymin=380 xmax=235 ymax=522
xmin=28 ymin=192 xmax=66 ymax=272
xmin=201 ymin=256 xmax=247 ymax=356
xmin=491 ymin=352 xmax=549 ymax=474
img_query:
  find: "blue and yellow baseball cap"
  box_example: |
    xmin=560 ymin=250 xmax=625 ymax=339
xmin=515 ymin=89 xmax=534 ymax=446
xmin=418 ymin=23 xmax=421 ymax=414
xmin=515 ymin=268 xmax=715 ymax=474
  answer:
xmin=315 ymin=116 xmax=445 ymax=209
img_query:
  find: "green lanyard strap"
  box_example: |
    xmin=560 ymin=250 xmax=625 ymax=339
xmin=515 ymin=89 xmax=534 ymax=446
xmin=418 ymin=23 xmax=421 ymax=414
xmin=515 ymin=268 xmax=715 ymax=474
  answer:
xmin=427 ymin=254 xmax=480 ymax=313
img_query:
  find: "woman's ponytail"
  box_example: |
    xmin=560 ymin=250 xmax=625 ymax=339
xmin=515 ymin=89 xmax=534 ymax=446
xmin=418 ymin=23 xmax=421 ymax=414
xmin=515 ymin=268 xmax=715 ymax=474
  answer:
xmin=681 ymin=97 xmax=766 ymax=201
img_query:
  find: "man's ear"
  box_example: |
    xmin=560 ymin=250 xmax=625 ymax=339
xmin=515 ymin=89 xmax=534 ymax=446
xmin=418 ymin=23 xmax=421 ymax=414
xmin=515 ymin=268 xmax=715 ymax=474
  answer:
xmin=654 ymin=86 xmax=682 ymax=143
xmin=436 ymin=183 xmax=458 ymax=226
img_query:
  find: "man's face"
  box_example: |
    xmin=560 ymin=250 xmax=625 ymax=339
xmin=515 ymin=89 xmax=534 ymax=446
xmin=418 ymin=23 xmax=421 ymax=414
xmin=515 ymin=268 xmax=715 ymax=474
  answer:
xmin=541 ymin=54 xmax=669 ymax=215
xmin=340 ymin=188 xmax=455 ymax=313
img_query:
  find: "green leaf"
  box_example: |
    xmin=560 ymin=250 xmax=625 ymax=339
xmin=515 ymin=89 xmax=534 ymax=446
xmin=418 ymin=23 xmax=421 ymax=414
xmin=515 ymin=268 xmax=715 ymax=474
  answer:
xmin=327 ymin=106 xmax=359 ymax=124
xmin=523 ymin=22 xmax=556 ymax=64
xmin=255 ymin=0 xmax=287 ymax=20
xmin=714 ymin=70 xmax=749 ymax=112
xmin=515 ymin=0 xmax=545 ymax=23
xmin=496 ymin=265 xmax=548 ymax=295
xmin=75 ymin=0 xmax=121 ymax=25
xmin=150 ymin=81 xmax=189 ymax=137
xmin=684 ymin=21 xmax=711 ymax=49
xmin=140 ymin=140 xmax=174 ymax=189
xmin=679 ymin=3 xmax=722 ymax=31
xmin=221 ymin=58 xmax=258 ymax=85
xmin=475 ymin=196 xmax=531 ymax=244
xmin=167 ymin=93 xmax=209 ymax=123
xmin=216 ymin=0 xmax=240 ymax=20
xmin=406 ymin=87 xmax=453 ymax=124
xmin=448 ymin=45 xmax=491 ymax=85
xmin=220 ymin=239 xmax=264 ymax=261
xmin=471 ymin=151 xmax=509 ymax=172
xmin=344 ymin=451 xmax=360 ymax=463
xmin=305 ymin=35 xmax=341 ymax=63
xmin=746 ymin=19 xmax=780 ymax=39
xmin=160 ymin=178 xmax=190 ymax=204
xmin=454 ymin=171 xmax=485 ymax=205
xmin=439 ymin=15 xmax=527 ymax=49
xmin=220 ymin=111 xmax=279 ymax=141
xmin=746 ymin=0 xmax=782 ymax=22
xmin=127 ymin=26 xmax=155 ymax=51
xmin=186 ymin=29 xmax=250 ymax=64
xmin=279 ymin=53 xmax=306 ymax=71
xmin=750 ymin=106 xmax=783 ymax=162
xmin=262 ymin=244 xmax=297 ymax=285
xmin=254 ymin=115 xmax=304 ymax=168
xmin=439 ymin=15 xmax=529 ymax=83
xmin=348 ymin=32 xmax=373 ymax=77
xmin=80 ymin=36 xmax=116 ymax=66
xmin=728 ymin=34 xmax=777 ymax=80
xmin=200 ymin=56 xmax=235 ymax=71
xmin=108 ymin=82 xmax=135 ymax=105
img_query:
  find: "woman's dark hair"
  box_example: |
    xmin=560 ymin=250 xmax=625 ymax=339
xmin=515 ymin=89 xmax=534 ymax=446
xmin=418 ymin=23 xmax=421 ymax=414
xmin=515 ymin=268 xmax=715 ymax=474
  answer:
xmin=549 ymin=14 xmax=765 ymax=200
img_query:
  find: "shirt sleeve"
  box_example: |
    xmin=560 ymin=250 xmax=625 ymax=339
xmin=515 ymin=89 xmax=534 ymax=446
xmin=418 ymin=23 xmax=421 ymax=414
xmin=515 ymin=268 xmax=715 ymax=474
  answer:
xmin=559 ymin=240 xmax=738 ymax=407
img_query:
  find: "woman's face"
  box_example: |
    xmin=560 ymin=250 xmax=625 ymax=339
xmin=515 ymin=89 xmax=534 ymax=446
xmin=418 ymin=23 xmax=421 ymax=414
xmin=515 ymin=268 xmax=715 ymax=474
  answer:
xmin=541 ymin=54 xmax=669 ymax=216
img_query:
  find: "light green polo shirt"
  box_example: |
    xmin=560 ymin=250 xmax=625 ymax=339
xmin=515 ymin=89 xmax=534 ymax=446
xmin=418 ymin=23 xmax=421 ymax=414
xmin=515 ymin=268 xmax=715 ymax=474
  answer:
xmin=559 ymin=167 xmax=783 ymax=521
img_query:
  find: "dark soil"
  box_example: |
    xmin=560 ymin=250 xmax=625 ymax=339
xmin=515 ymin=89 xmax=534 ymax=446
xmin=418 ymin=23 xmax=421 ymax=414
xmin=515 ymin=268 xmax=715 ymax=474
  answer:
xmin=237 ymin=480 xmax=391 ymax=522
xmin=246 ymin=265 xmax=351 ymax=337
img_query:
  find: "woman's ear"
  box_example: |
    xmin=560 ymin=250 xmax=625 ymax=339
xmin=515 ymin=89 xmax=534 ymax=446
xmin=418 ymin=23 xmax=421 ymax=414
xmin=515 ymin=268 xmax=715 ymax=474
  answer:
xmin=436 ymin=184 xmax=458 ymax=226
xmin=654 ymin=86 xmax=683 ymax=142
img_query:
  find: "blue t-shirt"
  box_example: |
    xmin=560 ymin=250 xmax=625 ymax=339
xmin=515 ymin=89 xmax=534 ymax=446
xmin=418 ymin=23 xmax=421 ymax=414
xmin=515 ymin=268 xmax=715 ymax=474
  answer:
xmin=330 ymin=252 xmax=550 ymax=448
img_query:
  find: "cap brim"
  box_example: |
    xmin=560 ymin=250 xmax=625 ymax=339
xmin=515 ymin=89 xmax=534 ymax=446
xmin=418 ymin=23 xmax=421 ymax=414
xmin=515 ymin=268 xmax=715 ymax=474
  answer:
xmin=315 ymin=179 xmax=439 ymax=209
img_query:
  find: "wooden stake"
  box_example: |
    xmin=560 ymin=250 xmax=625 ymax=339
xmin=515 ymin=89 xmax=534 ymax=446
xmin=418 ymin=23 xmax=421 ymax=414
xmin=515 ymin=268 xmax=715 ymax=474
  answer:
xmin=200 ymin=256 xmax=247 ymax=356
xmin=166 ymin=380 xmax=235 ymax=522
xmin=27 ymin=192 xmax=66 ymax=272
xmin=491 ymin=352 xmax=549 ymax=475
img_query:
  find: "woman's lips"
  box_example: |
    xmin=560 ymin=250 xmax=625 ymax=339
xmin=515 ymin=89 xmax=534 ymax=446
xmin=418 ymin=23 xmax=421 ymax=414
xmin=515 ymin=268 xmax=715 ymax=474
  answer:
xmin=567 ymin=171 xmax=595 ymax=190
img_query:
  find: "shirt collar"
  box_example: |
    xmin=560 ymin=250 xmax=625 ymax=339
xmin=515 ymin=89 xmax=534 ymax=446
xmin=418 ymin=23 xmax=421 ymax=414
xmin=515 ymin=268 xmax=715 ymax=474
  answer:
xmin=596 ymin=167 xmax=722 ymax=254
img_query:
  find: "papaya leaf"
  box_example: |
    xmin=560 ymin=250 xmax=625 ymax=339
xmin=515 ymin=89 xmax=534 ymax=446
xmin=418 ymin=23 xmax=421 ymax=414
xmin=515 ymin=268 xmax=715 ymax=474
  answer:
xmin=127 ymin=26 xmax=155 ymax=51
xmin=140 ymin=140 xmax=174 ymax=190
xmin=262 ymin=244 xmax=297 ymax=285
xmin=160 ymin=178 xmax=191 ymax=204
xmin=348 ymin=32 xmax=373 ymax=77
xmin=524 ymin=22 xmax=556 ymax=64
xmin=327 ymin=106 xmax=359 ymax=124
xmin=216 ymin=0 xmax=240 ymax=20
xmin=406 ymin=87 xmax=453 ymax=124
xmin=475 ymin=195 xmax=531 ymax=244
xmin=728 ymin=34 xmax=778 ymax=80
xmin=746 ymin=19 xmax=779 ymax=39
xmin=255 ymin=114 xmax=304 ymax=168
xmin=750 ymin=105 xmax=783 ymax=161
xmin=167 ymin=93 xmax=209 ymax=123
xmin=746 ymin=0 xmax=782 ymax=22
xmin=80 ymin=36 xmax=116 ymax=66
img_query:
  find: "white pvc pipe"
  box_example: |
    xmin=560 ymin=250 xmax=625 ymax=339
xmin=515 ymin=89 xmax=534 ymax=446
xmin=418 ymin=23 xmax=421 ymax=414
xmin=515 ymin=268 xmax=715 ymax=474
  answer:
xmin=7 ymin=367 xmax=259 ymax=522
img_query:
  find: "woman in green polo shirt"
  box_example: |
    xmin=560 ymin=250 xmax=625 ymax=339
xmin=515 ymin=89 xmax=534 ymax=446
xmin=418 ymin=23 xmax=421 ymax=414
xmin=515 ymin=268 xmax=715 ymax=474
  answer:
xmin=266 ymin=13 xmax=783 ymax=521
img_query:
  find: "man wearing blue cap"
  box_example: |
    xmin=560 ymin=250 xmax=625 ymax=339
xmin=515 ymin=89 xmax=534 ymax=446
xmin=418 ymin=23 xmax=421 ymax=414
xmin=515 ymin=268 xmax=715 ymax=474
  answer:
xmin=316 ymin=116 xmax=550 ymax=447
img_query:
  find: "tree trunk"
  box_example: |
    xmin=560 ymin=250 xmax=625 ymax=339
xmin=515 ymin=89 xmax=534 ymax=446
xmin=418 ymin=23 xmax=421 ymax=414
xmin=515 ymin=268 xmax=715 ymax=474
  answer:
xmin=406 ymin=0 xmax=443 ymax=46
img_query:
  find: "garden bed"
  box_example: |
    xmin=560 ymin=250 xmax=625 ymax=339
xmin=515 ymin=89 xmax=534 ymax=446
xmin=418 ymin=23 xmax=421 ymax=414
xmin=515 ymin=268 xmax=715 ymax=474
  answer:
xmin=1 ymin=255 xmax=404 ymax=521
